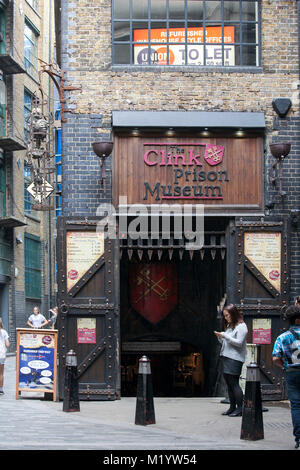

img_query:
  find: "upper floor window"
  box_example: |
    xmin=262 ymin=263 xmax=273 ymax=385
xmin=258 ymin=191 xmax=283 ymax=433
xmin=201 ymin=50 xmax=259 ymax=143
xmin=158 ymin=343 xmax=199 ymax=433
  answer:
xmin=112 ymin=0 xmax=260 ymax=67
xmin=24 ymin=19 xmax=39 ymax=79
xmin=0 ymin=7 xmax=6 ymax=55
xmin=24 ymin=162 xmax=32 ymax=215
xmin=26 ymin=0 xmax=39 ymax=12
xmin=24 ymin=234 xmax=42 ymax=299
xmin=24 ymin=88 xmax=32 ymax=142
xmin=0 ymin=74 xmax=5 ymax=137
xmin=0 ymin=153 xmax=6 ymax=217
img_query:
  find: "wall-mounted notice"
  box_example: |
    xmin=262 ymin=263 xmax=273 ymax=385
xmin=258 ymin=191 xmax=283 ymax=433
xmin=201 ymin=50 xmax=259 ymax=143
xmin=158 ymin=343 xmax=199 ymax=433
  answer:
xmin=16 ymin=328 xmax=58 ymax=401
xmin=77 ymin=318 xmax=96 ymax=344
xmin=66 ymin=231 xmax=105 ymax=291
xmin=134 ymin=26 xmax=235 ymax=66
xmin=244 ymin=232 xmax=281 ymax=292
xmin=252 ymin=318 xmax=272 ymax=345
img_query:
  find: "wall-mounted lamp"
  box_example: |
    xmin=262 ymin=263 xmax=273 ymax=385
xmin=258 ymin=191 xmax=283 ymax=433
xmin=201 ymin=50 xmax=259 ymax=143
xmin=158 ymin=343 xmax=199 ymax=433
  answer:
xmin=166 ymin=128 xmax=175 ymax=136
xmin=16 ymin=233 xmax=23 ymax=245
xmin=235 ymin=128 xmax=245 ymax=137
xmin=269 ymin=142 xmax=291 ymax=198
xmin=131 ymin=128 xmax=140 ymax=136
xmin=92 ymin=141 xmax=114 ymax=186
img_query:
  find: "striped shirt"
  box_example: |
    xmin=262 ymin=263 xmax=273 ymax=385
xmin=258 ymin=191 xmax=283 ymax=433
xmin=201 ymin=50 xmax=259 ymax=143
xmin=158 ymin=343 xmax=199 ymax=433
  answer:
xmin=272 ymin=327 xmax=300 ymax=370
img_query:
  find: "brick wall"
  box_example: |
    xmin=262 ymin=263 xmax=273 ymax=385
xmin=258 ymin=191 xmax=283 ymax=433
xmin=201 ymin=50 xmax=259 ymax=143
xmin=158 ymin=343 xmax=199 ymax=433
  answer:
xmin=61 ymin=113 xmax=112 ymax=216
xmin=59 ymin=0 xmax=300 ymax=303
xmin=266 ymin=116 xmax=300 ymax=300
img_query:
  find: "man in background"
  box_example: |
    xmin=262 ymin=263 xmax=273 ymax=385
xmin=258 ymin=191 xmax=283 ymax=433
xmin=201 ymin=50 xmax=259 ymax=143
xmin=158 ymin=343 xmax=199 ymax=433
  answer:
xmin=273 ymin=305 xmax=300 ymax=449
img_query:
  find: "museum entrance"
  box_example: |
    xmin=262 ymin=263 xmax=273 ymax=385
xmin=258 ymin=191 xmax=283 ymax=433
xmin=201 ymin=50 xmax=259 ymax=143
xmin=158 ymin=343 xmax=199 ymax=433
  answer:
xmin=120 ymin=217 xmax=227 ymax=397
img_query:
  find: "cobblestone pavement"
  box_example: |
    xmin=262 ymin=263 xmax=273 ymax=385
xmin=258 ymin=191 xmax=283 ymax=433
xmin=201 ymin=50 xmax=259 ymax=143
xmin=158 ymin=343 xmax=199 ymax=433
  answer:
xmin=0 ymin=355 xmax=297 ymax=452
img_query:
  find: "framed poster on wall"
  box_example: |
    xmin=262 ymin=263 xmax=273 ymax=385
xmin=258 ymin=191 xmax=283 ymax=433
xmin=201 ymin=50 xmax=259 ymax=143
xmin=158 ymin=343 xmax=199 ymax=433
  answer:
xmin=66 ymin=231 xmax=105 ymax=291
xmin=244 ymin=232 xmax=281 ymax=292
xmin=16 ymin=328 xmax=58 ymax=401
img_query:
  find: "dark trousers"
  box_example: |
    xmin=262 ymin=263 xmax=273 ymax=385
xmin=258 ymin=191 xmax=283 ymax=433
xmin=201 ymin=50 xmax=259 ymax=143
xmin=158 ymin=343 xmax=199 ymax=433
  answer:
xmin=223 ymin=373 xmax=243 ymax=409
xmin=285 ymin=370 xmax=300 ymax=442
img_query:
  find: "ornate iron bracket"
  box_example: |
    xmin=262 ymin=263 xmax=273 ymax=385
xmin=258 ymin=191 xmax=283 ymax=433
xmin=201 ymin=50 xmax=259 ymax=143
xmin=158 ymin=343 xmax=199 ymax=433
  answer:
xmin=38 ymin=59 xmax=82 ymax=123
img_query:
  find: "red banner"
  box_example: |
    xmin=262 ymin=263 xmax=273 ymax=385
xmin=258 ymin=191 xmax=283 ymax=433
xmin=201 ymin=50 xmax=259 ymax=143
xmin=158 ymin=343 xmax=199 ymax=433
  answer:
xmin=129 ymin=263 xmax=178 ymax=324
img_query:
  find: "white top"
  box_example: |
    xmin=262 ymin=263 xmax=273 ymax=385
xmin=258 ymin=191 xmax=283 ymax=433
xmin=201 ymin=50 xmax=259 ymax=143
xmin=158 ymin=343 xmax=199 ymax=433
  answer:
xmin=220 ymin=322 xmax=248 ymax=363
xmin=0 ymin=329 xmax=9 ymax=358
xmin=28 ymin=313 xmax=47 ymax=329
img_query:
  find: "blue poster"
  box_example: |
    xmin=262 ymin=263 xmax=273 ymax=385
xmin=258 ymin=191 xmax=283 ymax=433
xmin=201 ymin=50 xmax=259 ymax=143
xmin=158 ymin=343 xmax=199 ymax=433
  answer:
xmin=18 ymin=332 xmax=56 ymax=391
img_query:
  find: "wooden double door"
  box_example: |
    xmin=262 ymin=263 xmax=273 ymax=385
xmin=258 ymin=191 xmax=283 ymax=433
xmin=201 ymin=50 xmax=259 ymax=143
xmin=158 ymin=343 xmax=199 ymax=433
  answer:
xmin=226 ymin=216 xmax=290 ymax=400
xmin=57 ymin=215 xmax=290 ymax=400
xmin=56 ymin=216 xmax=120 ymax=400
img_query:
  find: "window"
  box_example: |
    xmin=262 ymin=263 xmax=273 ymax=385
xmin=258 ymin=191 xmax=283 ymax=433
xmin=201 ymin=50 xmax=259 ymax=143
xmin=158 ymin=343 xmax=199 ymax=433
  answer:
xmin=24 ymin=162 xmax=32 ymax=214
xmin=0 ymin=152 xmax=6 ymax=217
xmin=0 ymin=74 xmax=5 ymax=137
xmin=0 ymin=7 xmax=6 ymax=55
xmin=24 ymin=19 xmax=39 ymax=79
xmin=24 ymin=89 xmax=32 ymax=142
xmin=112 ymin=0 xmax=260 ymax=67
xmin=0 ymin=233 xmax=12 ymax=278
xmin=25 ymin=234 xmax=42 ymax=299
xmin=26 ymin=0 xmax=39 ymax=12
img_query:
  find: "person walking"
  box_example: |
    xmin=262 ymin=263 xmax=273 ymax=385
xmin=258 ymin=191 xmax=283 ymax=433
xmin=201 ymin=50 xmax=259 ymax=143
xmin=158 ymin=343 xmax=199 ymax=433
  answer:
xmin=214 ymin=303 xmax=248 ymax=417
xmin=0 ymin=318 xmax=10 ymax=395
xmin=272 ymin=305 xmax=300 ymax=449
xmin=27 ymin=306 xmax=48 ymax=329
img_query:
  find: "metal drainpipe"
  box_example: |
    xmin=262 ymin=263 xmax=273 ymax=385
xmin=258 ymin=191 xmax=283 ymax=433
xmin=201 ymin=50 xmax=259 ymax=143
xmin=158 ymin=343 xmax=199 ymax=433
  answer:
xmin=298 ymin=0 xmax=300 ymax=114
xmin=48 ymin=0 xmax=53 ymax=311
xmin=11 ymin=0 xmax=16 ymax=340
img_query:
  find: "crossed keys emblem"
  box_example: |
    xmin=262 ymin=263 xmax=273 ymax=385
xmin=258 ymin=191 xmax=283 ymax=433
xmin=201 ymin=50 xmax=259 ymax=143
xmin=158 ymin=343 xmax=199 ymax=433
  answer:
xmin=134 ymin=267 xmax=170 ymax=303
xmin=204 ymin=144 xmax=225 ymax=166
xmin=130 ymin=264 xmax=178 ymax=324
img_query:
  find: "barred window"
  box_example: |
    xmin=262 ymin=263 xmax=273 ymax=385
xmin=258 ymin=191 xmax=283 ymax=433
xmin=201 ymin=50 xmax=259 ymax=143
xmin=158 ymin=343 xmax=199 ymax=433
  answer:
xmin=112 ymin=0 xmax=260 ymax=67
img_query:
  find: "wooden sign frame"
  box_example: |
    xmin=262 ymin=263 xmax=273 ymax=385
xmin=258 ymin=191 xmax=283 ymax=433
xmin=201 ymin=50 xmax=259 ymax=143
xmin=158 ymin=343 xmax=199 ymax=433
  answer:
xmin=16 ymin=328 xmax=58 ymax=401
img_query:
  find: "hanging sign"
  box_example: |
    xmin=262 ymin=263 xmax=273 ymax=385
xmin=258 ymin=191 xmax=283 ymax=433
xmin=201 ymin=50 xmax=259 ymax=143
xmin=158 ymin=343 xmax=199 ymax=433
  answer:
xmin=16 ymin=328 xmax=58 ymax=401
xmin=66 ymin=231 xmax=105 ymax=291
xmin=244 ymin=232 xmax=281 ymax=292
xmin=77 ymin=318 xmax=96 ymax=344
xmin=26 ymin=178 xmax=54 ymax=202
xmin=252 ymin=318 xmax=272 ymax=345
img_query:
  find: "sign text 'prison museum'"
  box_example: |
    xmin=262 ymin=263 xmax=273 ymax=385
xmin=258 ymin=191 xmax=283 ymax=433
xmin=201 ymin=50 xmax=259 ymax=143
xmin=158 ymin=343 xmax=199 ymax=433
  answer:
xmin=113 ymin=136 xmax=263 ymax=210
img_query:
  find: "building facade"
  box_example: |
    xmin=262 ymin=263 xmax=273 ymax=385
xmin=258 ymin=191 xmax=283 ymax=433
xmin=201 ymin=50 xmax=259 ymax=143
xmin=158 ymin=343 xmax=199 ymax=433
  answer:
xmin=55 ymin=0 xmax=300 ymax=400
xmin=0 ymin=0 xmax=56 ymax=349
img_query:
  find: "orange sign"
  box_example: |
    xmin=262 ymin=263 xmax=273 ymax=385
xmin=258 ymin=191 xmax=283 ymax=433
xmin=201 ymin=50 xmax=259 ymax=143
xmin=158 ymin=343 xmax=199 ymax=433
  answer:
xmin=134 ymin=26 xmax=235 ymax=66
xmin=134 ymin=26 xmax=234 ymax=44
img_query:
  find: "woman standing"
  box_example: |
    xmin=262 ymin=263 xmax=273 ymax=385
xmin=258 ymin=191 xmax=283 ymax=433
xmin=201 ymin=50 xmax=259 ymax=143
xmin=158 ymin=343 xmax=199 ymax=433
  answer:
xmin=214 ymin=304 xmax=248 ymax=417
xmin=47 ymin=306 xmax=58 ymax=329
xmin=27 ymin=306 xmax=48 ymax=329
xmin=0 ymin=318 xmax=10 ymax=394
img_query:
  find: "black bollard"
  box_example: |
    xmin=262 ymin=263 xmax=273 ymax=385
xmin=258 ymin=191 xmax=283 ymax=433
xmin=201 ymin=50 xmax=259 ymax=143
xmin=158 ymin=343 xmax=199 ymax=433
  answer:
xmin=63 ymin=350 xmax=80 ymax=412
xmin=240 ymin=362 xmax=264 ymax=440
xmin=135 ymin=355 xmax=156 ymax=426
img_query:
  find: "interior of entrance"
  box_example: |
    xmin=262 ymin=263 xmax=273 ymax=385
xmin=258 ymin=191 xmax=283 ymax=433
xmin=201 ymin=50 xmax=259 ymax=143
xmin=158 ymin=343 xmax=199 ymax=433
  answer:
xmin=120 ymin=217 xmax=227 ymax=397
